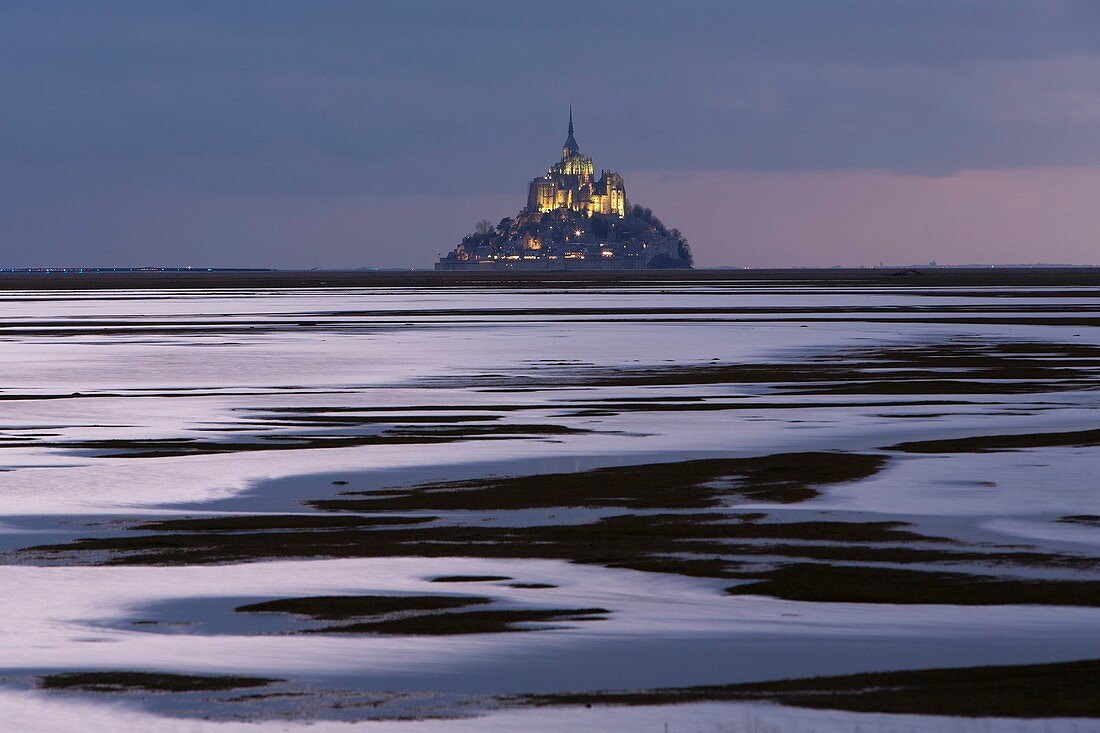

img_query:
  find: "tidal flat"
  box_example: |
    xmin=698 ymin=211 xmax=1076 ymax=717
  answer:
xmin=2 ymin=273 xmax=1100 ymax=732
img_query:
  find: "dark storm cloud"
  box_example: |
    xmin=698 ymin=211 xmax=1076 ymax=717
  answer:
xmin=1 ymin=1 xmax=1099 ymax=266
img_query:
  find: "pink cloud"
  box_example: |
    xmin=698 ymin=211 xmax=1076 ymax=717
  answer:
xmin=11 ymin=168 xmax=1099 ymax=270
xmin=629 ymin=167 xmax=1100 ymax=267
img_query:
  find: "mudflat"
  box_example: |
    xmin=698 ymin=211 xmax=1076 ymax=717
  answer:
xmin=4 ymin=280 xmax=1100 ymax=729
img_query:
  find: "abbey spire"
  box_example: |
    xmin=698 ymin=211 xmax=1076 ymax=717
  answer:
xmin=563 ymin=106 xmax=580 ymax=157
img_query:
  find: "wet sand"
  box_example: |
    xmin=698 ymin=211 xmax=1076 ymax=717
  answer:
xmin=2 ymin=280 xmax=1100 ymax=729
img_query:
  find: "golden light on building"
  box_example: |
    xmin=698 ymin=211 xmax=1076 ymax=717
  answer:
xmin=436 ymin=105 xmax=691 ymax=272
xmin=526 ymin=108 xmax=627 ymax=219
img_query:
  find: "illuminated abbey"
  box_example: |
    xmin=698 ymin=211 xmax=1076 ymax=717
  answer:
xmin=526 ymin=109 xmax=627 ymax=218
xmin=437 ymin=110 xmax=692 ymax=270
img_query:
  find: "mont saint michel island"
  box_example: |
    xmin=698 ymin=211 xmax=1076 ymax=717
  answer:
xmin=436 ymin=110 xmax=694 ymax=271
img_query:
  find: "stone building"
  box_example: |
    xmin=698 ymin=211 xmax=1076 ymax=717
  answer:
xmin=526 ymin=109 xmax=627 ymax=218
xmin=436 ymin=109 xmax=692 ymax=271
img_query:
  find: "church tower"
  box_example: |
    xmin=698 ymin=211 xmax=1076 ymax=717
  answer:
xmin=527 ymin=107 xmax=623 ymax=217
xmin=563 ymin=106 xmax=580 ymax=159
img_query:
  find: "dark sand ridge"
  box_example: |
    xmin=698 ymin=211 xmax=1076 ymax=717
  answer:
xmin=24 ymin=450 xmax=1100 ymax=607
xmin=0 ymin=389 xmax=363 ymax=402
xmin=891 ymin=428 xmax=1100 ymax=453
xmin=223 ymin=414 xmax=504 ymax=427
xmin=39 ymin=671 xmax=279 ymax=693
xmin=3 ymin=267 xmax=1100 ymax=291
xmin=235 ymin=595 xmax=492 ymax=617
xmin=429 ymin=575 xmax=513 ymax=583
xmin=234 ymin=594 xmax=609 ymax=636
xmin=134 ymin=515 xmax=435 ymax=532
xmin=725 ymin=565 xmax=1100 ymax=606
xmin=29 ymin=659 xmax=1100 ymax=718
xmin=313 ymin=608 xmax=609 ymax=636
xmin=311 ymin=452 xmax=888 ymax=510
xmin=1062 ymin=515 xmax=1100 ymax=527
xmin=0 ymin=423 xmax=592 ymax=459
xmin=518 ymin=658 xmax=1100 ymax=718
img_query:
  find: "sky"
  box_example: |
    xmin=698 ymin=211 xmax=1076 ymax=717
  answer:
xmin=2 ymin=1 xmax=1099 ymax=269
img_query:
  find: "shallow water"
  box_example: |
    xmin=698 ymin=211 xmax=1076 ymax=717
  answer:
xmin=1 ymin=283 xmax=1099 ymax=730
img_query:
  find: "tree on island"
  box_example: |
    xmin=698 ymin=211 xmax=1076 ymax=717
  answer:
xmin=449 ymin=204 xmax=693 ymax=269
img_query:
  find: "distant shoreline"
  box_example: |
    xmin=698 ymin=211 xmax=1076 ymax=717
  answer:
xmin=2 ymin=267 xmax=1100 ymax=290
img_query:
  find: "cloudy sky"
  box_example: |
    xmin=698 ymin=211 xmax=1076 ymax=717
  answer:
xmin=3 ymin=1 xmax=1099 ymax=268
